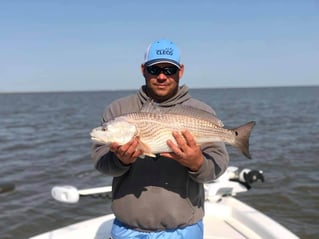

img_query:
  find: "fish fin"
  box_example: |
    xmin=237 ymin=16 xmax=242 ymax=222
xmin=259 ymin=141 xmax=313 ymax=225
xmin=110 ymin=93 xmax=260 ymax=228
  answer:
xmin=143 ymin=152 xmax=157 ymax=158
xmin=137 ymin=141 xmax=156 ymax=158
xmin=232 ymin=121 xmax=256 ymax=159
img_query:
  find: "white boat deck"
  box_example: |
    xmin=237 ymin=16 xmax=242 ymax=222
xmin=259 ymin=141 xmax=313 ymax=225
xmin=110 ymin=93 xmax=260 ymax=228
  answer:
xmin=30 ymin=167 xmax=299 ymax=239
xmin=30 ymin=197 xmax=299 ymax=239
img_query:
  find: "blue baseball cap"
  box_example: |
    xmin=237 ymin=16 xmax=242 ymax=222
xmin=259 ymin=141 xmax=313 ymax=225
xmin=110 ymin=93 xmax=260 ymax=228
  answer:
xmin=144 ymin=39 xmax=181 ymax=68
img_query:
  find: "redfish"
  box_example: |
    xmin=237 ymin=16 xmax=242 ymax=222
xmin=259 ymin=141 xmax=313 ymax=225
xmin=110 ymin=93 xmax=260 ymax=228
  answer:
xmin=90 ymin=105 xmax=256 ymax=159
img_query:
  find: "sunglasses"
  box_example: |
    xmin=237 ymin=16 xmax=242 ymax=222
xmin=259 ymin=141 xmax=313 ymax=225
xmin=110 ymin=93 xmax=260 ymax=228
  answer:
xmin=146 ymin=65 xmax=179 ymax=76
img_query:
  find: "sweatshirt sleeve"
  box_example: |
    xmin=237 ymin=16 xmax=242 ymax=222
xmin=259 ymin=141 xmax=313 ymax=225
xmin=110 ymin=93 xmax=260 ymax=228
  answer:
xmin=91 ymin=142 xmax=131 ymax=177
xmin=188 ymin=142 xmax=229 ymax=183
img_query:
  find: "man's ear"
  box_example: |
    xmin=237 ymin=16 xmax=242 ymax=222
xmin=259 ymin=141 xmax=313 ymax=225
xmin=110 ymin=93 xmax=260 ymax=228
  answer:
xmin=141 ymin=64 xmax=146 ymax=76
xmin=179 ymin=64 xmax=184 ymax=78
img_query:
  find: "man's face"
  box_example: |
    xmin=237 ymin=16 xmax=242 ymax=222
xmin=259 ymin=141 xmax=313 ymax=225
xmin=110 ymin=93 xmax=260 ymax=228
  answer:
xmin=141 ymin=63 xmax=184 ymax=102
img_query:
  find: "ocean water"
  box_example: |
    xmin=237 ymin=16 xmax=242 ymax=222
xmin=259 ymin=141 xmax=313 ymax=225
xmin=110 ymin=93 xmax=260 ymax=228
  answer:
xmin=0 ymin=86 xmax=318 ymax=239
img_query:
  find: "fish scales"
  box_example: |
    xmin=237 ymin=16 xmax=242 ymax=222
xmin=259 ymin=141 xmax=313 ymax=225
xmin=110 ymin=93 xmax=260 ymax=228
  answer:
xmin=129 ymin=113 xmax=226 ymax=138
xmin=90 ymin=109 xmax=256 ymax=159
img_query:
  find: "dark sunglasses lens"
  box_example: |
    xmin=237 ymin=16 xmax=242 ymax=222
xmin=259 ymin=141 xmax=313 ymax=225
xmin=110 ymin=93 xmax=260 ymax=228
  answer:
xmin=146 ymin=66 xmax=178 ymax=76
xmin=146 ymin=66 xmax=161 ymax=75
xmin=163 ymin=67 xmax=178 ymax=75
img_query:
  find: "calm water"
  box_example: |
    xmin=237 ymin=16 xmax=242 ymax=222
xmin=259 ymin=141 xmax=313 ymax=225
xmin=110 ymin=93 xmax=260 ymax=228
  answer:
xmin=0 ymin=87 xmax=318 ymax=239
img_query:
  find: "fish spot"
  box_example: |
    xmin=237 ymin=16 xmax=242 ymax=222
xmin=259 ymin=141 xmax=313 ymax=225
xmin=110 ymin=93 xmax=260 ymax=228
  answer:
xmin=235 ymin=131 xmax=239 ymax=136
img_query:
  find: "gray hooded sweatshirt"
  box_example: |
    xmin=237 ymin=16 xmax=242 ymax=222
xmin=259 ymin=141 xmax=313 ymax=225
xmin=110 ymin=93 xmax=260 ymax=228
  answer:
xmin=92 ymin=85 xmax=229 ymax=231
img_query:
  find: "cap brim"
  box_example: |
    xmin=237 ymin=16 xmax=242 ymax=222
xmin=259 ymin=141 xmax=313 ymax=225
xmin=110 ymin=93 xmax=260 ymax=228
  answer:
xmin=145 ymin=59 xmax=181 ymax=69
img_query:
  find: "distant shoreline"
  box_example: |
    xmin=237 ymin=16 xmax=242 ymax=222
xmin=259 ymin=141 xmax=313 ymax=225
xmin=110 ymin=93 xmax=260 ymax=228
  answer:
xmin=0 ymin=85 xmax=318 ymax=95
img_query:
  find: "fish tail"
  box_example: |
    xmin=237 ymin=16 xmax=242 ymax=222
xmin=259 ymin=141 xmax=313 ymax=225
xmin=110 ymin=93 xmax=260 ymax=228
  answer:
xmin=232 ymin=121 xmax=256 ymax=159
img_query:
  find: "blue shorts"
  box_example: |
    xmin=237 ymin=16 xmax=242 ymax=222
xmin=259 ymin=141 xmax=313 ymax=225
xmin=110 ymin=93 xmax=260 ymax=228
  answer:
xmin=111 ymin=219 xmax=203 ymax=239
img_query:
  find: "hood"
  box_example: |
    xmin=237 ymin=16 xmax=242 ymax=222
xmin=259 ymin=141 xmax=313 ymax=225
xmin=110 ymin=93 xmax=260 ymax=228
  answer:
xmin=137 ymin=84 xmax=192 ymax=108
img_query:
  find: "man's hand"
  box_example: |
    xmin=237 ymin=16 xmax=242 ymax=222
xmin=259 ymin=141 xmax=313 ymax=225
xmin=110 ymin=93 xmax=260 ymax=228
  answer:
xmin=110 ymin=137 xmax=143 ymax=165
xmin=160 ymin=130 xmax=204 ymax=172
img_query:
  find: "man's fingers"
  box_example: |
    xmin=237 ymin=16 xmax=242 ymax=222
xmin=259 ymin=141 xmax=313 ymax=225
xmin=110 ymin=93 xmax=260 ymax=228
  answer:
xmin=109 ymin=142 xmax=119 ymax=152
xmin=172 ymin=130 xmax=197 ymax=148
xmin=172 ymin=131 xmax=187 ymax=148
xmin=181 ymin=130 xmax=197 ymax=147
xmin=166 ymin=138 xmax=182 ymax=154
xmin=132 ymin=149 xmax=143 ymax=159
xmin=109 ymin=137 xmax=143 ymax=164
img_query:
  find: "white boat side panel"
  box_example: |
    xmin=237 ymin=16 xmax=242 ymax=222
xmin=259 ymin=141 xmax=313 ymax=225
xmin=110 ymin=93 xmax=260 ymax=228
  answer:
xmin=220 ymin=197 xmax=299 ymax=239
xmin=30 ymin=214 xmax=115 ymax=239
xmin=30 ymin=198 xmax=299 ymax=239
xmin=204 ymin=200 xmax=260 ymax=239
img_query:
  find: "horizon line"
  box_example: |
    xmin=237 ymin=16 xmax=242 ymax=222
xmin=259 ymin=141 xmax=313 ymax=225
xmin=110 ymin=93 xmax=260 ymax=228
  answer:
xmin=0 ymin=84 xmax=318 ymax=94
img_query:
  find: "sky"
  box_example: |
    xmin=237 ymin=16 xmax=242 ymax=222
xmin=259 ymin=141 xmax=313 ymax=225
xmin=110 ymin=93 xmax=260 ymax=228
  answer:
xmin=1 ymin=0 xmax=318 ymax=92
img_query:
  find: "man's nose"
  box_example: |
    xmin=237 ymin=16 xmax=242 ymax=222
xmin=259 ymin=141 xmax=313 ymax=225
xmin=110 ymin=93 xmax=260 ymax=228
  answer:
xmin=157 ymin=72 xmax=167 ymax=80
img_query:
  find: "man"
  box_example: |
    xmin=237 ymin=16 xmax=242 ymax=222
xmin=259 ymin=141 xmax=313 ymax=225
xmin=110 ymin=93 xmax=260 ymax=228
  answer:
xmin=92 ymin=39 xmax=229 ymax=239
